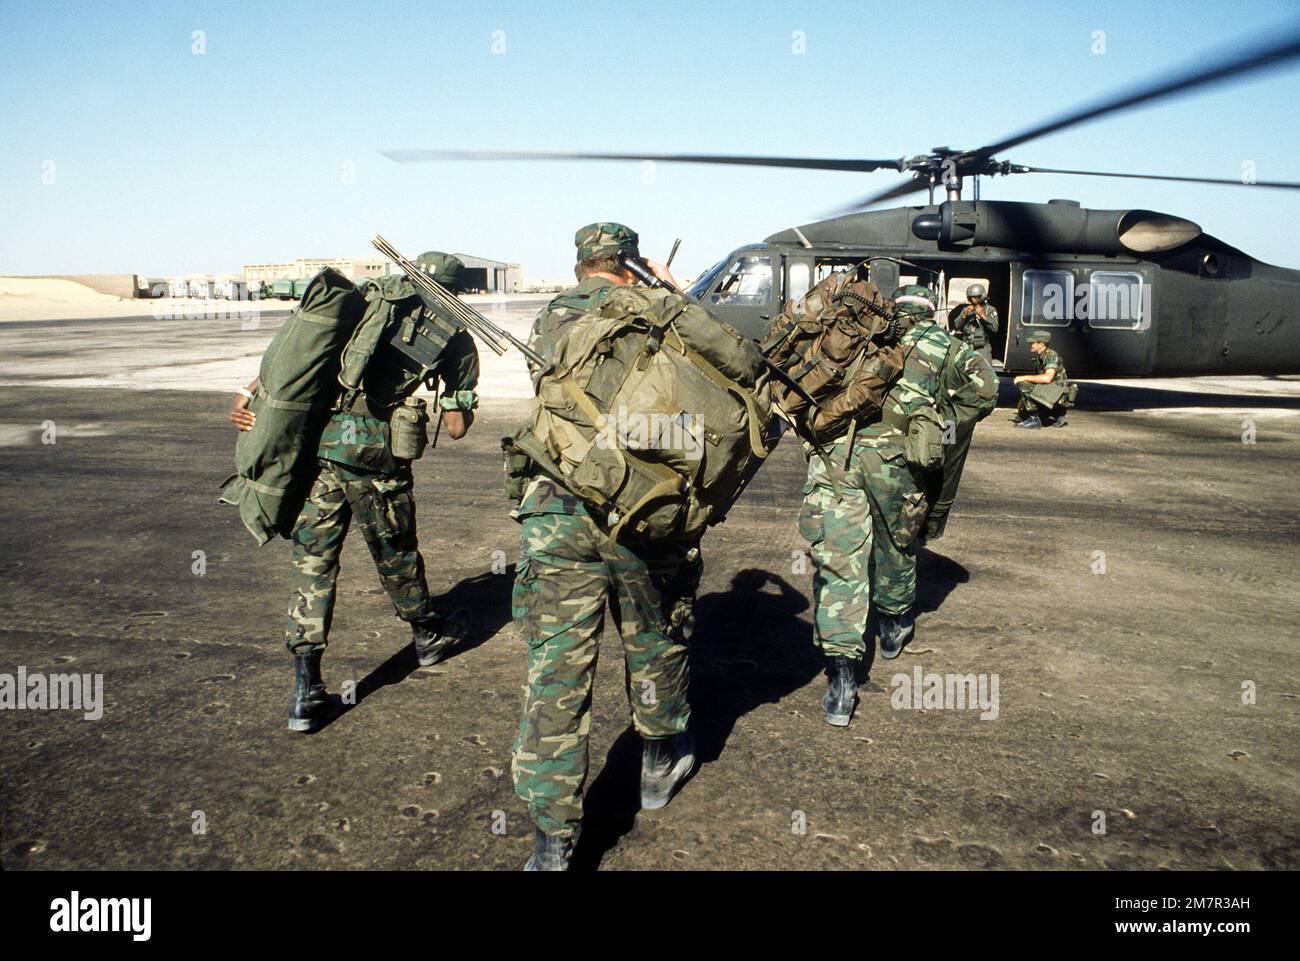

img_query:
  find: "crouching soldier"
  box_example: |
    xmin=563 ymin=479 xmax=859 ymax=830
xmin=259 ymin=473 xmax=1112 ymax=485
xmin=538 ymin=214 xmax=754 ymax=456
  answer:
xmin=1013 ymin=330 xmax=1072 ymax=428
xmin=229 ymin=252 xmax=480 ymax=733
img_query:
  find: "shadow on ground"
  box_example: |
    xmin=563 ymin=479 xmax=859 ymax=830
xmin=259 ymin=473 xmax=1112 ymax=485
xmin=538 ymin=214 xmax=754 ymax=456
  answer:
xmin=994 ymin=377 xmax=1300 ymax=411
xmin=313 ymin=566 xmax=516 ymax=732
xmin=572 ymin=568 xmax=818 ymax=870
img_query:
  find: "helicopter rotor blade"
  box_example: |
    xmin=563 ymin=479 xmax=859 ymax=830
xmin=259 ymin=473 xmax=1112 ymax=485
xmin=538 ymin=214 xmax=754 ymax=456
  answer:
xmin=828 ymin=177 xmax=929 ymax=215
xmin=1018 ymin=166 xmax=1300 ymax=191
xmin=975 ymin=24 xmax=1300 ymax=158
xmin=380 ymin=148 xmax=903 ymax=174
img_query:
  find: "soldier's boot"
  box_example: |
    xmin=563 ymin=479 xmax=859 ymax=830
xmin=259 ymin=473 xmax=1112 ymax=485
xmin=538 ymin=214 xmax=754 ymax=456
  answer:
xmin=640 ymin=731 xmax=697 ymax=810
xmin=1051 ymin=414 xmax=1069 ymax=428
xmin=523 ymin=828 xmax=575 ymax=871
xmin=1014 ymin=414 xmax=1043 ymax=429
xmin=878 ymin=610 xmax=916 ymax=660
xmin=821 ymin=656 xmax=859 ymax=727
xmin=411 ymin=608 xmax=469 ymax=667
xmin=287 ymin=652 xmax=333 ymax=733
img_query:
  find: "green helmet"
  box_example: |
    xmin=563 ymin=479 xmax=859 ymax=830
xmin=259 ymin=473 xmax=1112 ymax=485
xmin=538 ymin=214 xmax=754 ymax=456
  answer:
xmin=1028 ymin=329 xmax=1052 ymax=344
xmin=966 ymin=283 xmax=986 ymax=300
xmin=574 ymin=222 xmax=639 ymax=262
xmin=891 ymin=284 xmax=937 ymax=323
xmin=415 ymin=251 xmax=464 ymax=290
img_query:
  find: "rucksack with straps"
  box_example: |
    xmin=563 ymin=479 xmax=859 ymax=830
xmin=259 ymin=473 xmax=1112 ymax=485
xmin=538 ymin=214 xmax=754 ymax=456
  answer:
xmin=759 ymin=278 xmax=904 ymax=442
xmin=339 ymin=274 xmax=463 ymax=396
xmin=507 ymin=286 xmax=778 ymax=543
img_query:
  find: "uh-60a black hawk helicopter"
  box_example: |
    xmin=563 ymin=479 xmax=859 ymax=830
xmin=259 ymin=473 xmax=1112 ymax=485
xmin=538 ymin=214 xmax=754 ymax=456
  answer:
xmin=385 ymin=27 xmax=1300 ymax=377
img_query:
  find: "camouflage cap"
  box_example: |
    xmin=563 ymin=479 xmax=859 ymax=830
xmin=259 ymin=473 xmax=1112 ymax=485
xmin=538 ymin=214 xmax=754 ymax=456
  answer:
xmin=415 ymin=251 xmax=464 ymax=289
xmin=575 ymin=222 xmax=639 ymax=262
xmin=891 ymin=284 xmax=937 ymax=319
xmin=1028 ymin=329 xmax=1052 ymax=344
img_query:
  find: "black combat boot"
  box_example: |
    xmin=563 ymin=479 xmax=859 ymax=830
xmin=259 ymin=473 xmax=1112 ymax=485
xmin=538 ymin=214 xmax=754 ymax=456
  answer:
xmin=411 ymin=609 xmax=469 ymax=667
xmin=878 ymin=610 xmax=916 ymax=660
xmin=523 ymin=828 xmax=575 ymax=871
xmin=1014 ymin=414 xmax=1043 ymax=429
xmin=640 ymin=731 xmax=697 ymax=810
xmin=288 ymin=652 xmax=333 ymax=733
xmin=821 ymin=656 xmax=859 ymax=727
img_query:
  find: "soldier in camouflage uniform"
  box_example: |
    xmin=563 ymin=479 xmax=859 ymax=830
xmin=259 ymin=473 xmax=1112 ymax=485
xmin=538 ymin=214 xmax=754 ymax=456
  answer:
xmin=1013 ymin=330 xmax=1070 ymax=428
xmin=921 ymin=336 xmax=999 ymax=542
xmin=950 ymin=283 xmax=1000 ymax=364
xmin=798 ymin=285 xmax=954 ymax=726
xmin=510 ymin=223 xmax=700 ymax=871
xmin=229 ymin=252 xmax=480 ymax=733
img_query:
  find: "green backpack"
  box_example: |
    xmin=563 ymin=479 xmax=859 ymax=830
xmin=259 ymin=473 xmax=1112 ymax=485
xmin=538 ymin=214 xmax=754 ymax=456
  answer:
xmin=922 ymin=339 xmax=999 ymax=538
xmin=219 ymin=268 xmax=368 ymax=544
xmin=508 ymin=286 xmax=778 ymax=543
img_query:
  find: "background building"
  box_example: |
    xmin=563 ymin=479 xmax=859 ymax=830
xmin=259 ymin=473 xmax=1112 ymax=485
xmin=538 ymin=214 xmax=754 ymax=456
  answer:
xmin=452 ymin=254 xmax=521 ymax=294
xmin=242 ymin=253 xmax=521 ymax=292
xmin=242 ymin=257 xmax=389 ymax=284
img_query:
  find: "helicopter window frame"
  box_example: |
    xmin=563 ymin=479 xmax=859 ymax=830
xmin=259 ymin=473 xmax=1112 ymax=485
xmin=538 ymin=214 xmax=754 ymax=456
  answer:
xmin=708 ymin=255 xmax=774 ymax=308
xmin=1020 ymin=269 xmax=1075 ymax=328
xmin=1086 ymin=270 xmax=1148 ymax=331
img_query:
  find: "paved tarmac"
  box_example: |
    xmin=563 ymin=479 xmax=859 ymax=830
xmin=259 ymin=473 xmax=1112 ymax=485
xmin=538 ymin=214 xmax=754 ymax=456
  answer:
xmin=1 ymin=310 xmax=1297 ymax=870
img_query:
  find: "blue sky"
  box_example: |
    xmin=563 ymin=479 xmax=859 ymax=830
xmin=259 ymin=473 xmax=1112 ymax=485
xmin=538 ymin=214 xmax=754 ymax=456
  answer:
xmin=2 ymin=0 xmax=1299 ymax=279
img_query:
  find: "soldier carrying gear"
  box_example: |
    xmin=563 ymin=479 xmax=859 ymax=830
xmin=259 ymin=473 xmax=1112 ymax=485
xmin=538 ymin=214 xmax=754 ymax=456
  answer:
xmin=227 ymin=253 xmax=480 ymax=734
xmin=950 ymin=282 xmax=1000 ymax=364
xmin=798 ymin=283 xmax=992 ymax=726
xmin=510 ymin=222 xmax=703 ymax=871
xmin=1013 ymin=330 xmax=1073 ymax=429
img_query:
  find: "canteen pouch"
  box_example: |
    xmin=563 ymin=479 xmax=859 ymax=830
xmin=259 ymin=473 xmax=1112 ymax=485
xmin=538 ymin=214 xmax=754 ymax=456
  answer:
xmin=1065 ymin=382 xmax=1079 ymax=408
xmin=501 ymin=433 xmax=535 ymax=502
xmin=904 ymin=405 xmax=946 ymax=471
xmin=389 ymin=396 xmax=429 ymax=461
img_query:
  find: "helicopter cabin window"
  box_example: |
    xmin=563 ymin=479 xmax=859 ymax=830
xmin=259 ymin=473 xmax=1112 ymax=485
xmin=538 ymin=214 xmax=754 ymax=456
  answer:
xmin=709 ymin=256 xmax=772 ymax=307
xmin=1086 ymin=271 xmax=1147 ymax=330
xmin=1021 ymin=269 xmax=1074 ymax=327
xmin=786 ymin=261 xmax=811 ymax=304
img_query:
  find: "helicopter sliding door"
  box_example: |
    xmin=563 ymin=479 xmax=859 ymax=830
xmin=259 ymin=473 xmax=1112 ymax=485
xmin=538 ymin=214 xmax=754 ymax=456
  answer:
xmin=1007 ymin=261 xmax=1155 ymax=375
xmin=898 ymin=260 xmax=1013 ymax=367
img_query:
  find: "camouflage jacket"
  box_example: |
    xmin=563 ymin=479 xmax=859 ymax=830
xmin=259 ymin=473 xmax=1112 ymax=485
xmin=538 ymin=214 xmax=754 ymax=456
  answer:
xmin=515 ymin=276 xmax=624 ymax=517
xmin=1033 ymin=347 xmax=1068 ymax=384
xmin=318 ymin=299 xmax=479 ymax=476
xmin=952 ymin=302 xmax=1000 ymax=348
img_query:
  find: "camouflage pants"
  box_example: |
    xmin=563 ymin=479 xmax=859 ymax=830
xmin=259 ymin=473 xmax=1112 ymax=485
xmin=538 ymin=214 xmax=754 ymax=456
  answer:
xmin=1018 ymin=382 xmax=1067 ymax=419
xmin=284 ymin=460 xmax=433 ymax=654
xmin=511 ymin=511 xmax=701 ymax=837
xmin=798 ymin=435 xmax=928 ymax=660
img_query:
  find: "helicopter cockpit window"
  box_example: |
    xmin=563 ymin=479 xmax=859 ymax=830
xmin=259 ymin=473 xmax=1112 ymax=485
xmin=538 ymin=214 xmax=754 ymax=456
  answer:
xmin=709 ymin=256 xmax=772 ymax=307
xmin=1021 ymin=269 xmax=1074 ymax=328
xmin=687 ymin=258 xmax=729 ymax=300
xmin=1086 ymin=271 xmax=1147 ymax=330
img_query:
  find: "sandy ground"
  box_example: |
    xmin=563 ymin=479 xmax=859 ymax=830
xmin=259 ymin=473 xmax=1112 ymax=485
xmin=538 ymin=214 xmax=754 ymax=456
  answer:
xmin=0 ymin=309 xmax=1297 ymax=871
